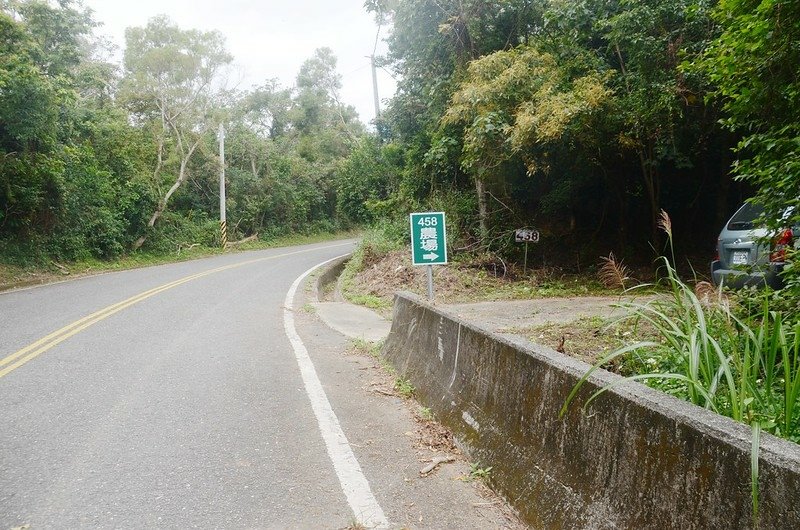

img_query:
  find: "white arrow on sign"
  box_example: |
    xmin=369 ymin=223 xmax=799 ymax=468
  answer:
xmin=423 ymin=252 xmax=439 ymax=261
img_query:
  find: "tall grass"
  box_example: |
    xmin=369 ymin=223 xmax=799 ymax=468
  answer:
xmin=561 ymin=214 xmax=799 ymax=524
xmin=563 ymin=235 xmax=800 ymax=441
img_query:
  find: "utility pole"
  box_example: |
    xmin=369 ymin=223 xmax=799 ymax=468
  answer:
xmin=218 ymin=124 xmax=227 ymax=248
xmin=370 ymin=55 xmax=380 ymax=121
xmin=370 ymin=26 xmax=381 ymax=121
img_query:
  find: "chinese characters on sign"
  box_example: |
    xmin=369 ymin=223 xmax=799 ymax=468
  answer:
xmin=420 ymin=227 xmax=438 ymax=252
xmin=409 ymin=212 xmax=447 ymax=266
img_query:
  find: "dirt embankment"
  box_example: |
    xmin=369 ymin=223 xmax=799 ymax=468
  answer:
xmin=348 ymin=249 xmax=655 ymax=364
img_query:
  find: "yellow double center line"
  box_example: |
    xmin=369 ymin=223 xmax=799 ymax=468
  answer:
xmin=0 ymin=244 xmax=349 ymax=380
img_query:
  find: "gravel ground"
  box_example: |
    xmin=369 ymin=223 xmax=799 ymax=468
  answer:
xmin=442 ymin=296 xmax=630 ymax=333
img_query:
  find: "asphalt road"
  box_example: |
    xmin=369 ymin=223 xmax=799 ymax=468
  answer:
xmin=0 ymin=240 xmax=520 ymax=529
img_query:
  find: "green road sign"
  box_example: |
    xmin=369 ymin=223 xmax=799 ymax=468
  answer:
xmin=410 ymin=211 xmax=447 ymax=266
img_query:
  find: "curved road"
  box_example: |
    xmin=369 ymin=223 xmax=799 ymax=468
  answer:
xmin=0 ymin=240 xmax=517 ymax=529
xmin=1 ymin=241 xmax=363 ymax=528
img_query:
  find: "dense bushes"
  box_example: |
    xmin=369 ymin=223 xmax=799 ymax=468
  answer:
xmin=1 ymin=0 xmax=795 ymax=283
xmin=362 ymin=0 xmax=775 ymax=269
xmin=0 ymin=3 xmax=365 ymax=265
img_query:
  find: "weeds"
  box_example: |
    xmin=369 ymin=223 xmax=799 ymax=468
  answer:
xmin=350 ymin=338 xmax=396 ymax=378
xmin=468 ymin=463 xmax=493 ymax=481
xmin=751 ymin=423 xmax=761 ymax=524
xmin=562 ymin=211 xmax=799 ymax=523
xmin=564 ymin=221 xmax=800 ymax=441
xmin=350 ymin=337 xmax=382 ymax=358
xmin=347 ymin=292 xmax=393 ymax=310
xmin=394 ymin=377 xmax=415 ymax=398
xmin=418 ymin=406 xmax=434 ymax=421
xmin=598 ymin=252 xmax=631 ymax=290
xmin=339 ymin=229 xmax=403 ymax=311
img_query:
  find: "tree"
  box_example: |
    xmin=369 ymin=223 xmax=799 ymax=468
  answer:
xmin=0 ymin=11 xmax=59 ymax=154
xmin=699 ymin=0 xmax=800 ymax=304
xmin=120 ymin=15 xmax=232 ymax=249
xmin=374 ymin=0 xmax=544 ymax=244
xmin=240 ymin=80 xmax=293 ymax=140
xmin=4 ymin=0 xmax=96 ymax=77
xmin=700 ymin=0 xmax=799 ymax=231
xmin=293 ymin=47 xmax=360 ymax=141
xmin=371 ymin=0 xmax=736 ymax=261
xmin=0 ymin=1 xmax=135 ymax=259
xmin=336 ymin=136 xmax=401 ymax=224
xmin=216 ymin=49 xmax=367 ymax=240
xmin=542 ymin=0 xmax=722 ymax=247
xmin=0 ymin=3 xmax=375 ymax=264
xmin=442 ymin=45 xmax=612 ymax=242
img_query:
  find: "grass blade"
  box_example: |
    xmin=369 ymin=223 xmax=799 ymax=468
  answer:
xmin=751 ymin=422 xmax=761 ymax=527
xmin=559 ymin=341 xmax=660 ymax=418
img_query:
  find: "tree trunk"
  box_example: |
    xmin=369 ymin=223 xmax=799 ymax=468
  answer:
xmin=638 ymin=147 xmax=661 ymax=249
xmin=132 ymin=135 xmax=202 ymax=251
xmin=616 ymin=43 xmax=662 ymax=248
xmin=475 ymin=175 xmax=489 ymax=245
xmin=715 ymin=168 xmax=732 ymax=229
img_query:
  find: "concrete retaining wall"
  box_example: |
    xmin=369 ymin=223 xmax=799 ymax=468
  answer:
xmin=382 ymin=292 xmax=800 ymax=529
xmin=314 ymin=255 xmax=349 ymax=302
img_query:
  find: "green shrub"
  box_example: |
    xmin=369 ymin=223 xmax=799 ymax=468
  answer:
xmin=141 ymin=212 xmax=219 ymax=253
xmin=562 ymin=218 xmax=799 ymax=523
xmin=350 ymin=228 xmax=404 ymax=273
xmin=564 ymin=257 xmax=800 ymax=442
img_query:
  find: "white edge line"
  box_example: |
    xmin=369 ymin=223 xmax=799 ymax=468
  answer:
xmin=283 ymin=254 xmax=389 ymax=529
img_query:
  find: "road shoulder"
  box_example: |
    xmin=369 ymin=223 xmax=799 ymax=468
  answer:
xmin=292 ymin=271 xmax=525 ymax=529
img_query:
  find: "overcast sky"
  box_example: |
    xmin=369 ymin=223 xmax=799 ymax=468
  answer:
xmin=82 ymin=0 xmax=396 ymax=125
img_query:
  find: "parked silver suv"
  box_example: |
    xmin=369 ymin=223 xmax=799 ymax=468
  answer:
xmin=711 ymin=202 xmax=798 ymax=289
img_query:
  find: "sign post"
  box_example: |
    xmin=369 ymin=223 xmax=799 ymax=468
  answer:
xmin=514 ymin=228 xmax=540 ymax=274
xmin=410 ymin=212 xmax=447 ymax=302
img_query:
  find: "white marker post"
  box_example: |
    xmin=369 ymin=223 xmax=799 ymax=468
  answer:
xmin=515 ymin=228 xmax=540 ymax=274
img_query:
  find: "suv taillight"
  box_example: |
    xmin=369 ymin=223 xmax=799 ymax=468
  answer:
xmin=770 ymin=228 xmax=794 ymax=263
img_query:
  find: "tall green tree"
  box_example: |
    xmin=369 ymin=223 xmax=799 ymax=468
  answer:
xmin=545 ymin=0 xmax=722 ymax=246
xmin=120 ymin=15 xmax=232 ymax=249
xmin=700 ymin=0 xmax=799 ymax=230
xmin=1 ymin=0 xmax=139 ymax=259
xmin=442 ymin=46 xmax=612 ymax=241
xmin=374 ymin=0 xmax=734 ymax=259
xmin=700 ymin=0 xmax=800 ymax=302
xmin=219 ymin=49 xmax=365 ymax=239
xmin=375 ymin=0 xmax=548 ymax=243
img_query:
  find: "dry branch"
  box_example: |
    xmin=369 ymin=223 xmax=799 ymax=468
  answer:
xmin=225 ymin=233 xmax=259 ymax=248
xmin=420 ymin=455 xmax=455 ymax=476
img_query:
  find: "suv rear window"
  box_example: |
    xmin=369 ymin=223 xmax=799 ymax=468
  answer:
xmin=727 ymin=202 xmax=765 ymax=231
